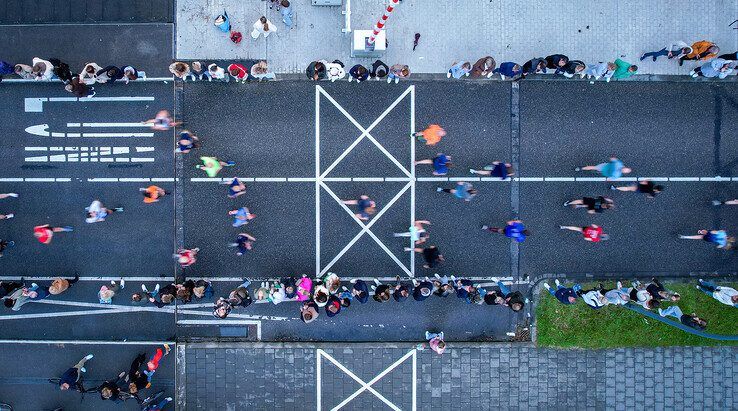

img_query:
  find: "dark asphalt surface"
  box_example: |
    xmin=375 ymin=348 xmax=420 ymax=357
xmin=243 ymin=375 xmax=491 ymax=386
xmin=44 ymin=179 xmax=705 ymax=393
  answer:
xmin=0 ymin=342 xmax=175 ymax=411
xmin=0 ymin=79 xmax=736 ymax=347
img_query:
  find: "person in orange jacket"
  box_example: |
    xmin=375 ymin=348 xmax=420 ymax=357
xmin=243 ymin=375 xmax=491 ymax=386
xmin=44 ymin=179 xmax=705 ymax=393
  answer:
xmin=412 ymin=124 xmax=446 ymax=146
xmin=679 ymin=41 xmax=719 ymax=66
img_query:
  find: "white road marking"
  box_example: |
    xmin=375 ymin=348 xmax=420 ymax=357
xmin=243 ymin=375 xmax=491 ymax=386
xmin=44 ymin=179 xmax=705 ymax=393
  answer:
xmin=670 ymin=177 xmax=701 ymax=181
xmin=353 ymin=177 xmax=384 ymax=182
xmin=68 ymin=122 xmax=147 ymax=128
xmin=315 ymin=86 xmax=322 ymax=278
xmin=176 ymin=319 xmax=262 ymax=340
xmin=409 ymin=85 xmax=416 ymax=277
xmin=322 ymin=177 xmax=351 ymax=182
xmin=25 ymin=124 xmax=154 ymax=138
xmin=0 ymin=275 xmax=521 ymax=283
xmin=254 ymin=177 xmax=287 ymax=182
xmin=135 ymin=146 xmax=156 ymax=152
xmin=25 ymin=96 xmax=155 ymax=112
xmin=0 ymin=339 xmax=174 ymax=345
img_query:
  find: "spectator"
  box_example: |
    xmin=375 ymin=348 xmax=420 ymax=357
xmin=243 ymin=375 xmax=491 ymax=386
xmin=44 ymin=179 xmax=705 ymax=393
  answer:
xmin=306 ymin=60 xmax=326 ymax=81
xmin=658 ymin=306 xmax=707 ymax=330
xmin=213 ymin=280 xmax=252 ymax=318
xmin=228 ymin=63 xmax=249 ymax=83
xmin=189 ymin=61 xmax=208 ymax=81
xmin=280 ymin=0 xmax=293 ymax=28
xmin=491 ymin=277 xmax=525 ymax=311
xmin=348 ymin=64 xmax=369 ymax=82
xmin=412 ymin=279 xmax=434 ymax=301
xmin=169 ymin=62 xmax=190 ymax=80
xmin=612 ymin=58 xmax=637 ymax=80
xmin=447 ymin=61 xmax=471 ymax=79
xmin=584 ymin=61 xmax=615 ymax=82
xmin=641 ymin=41 xmax=692 ymax=61
xmin=578 ymin=287 xmax=609 ymax=309
xmin=96 ymin=65 xmax=123 ymax=83
xmin=122 ymin=65 xmax=141 ymax=83
xmin=470 ymin=56 xmax=495 ymax=78
xmin=372 ymin=280 xmax=391 ymax=302
xmin=493 ymin=62 xmax=522 ymax=80
xmin=31 ymin=57 xmax=54 ymax=81
xmin=604 ymin=282 xmax=630 ymax=305
xmin=543 ymin=279 xmax=579 ymax=304
xmin=545 ymin=54 xmax=569 ymax=74
xmin=679 ymin=41 xmax=719 ymax=66
xmin=98 ymin=281 xmax=123 ymax=304
xmin=425 ymin=331 xmax=446 ymax=355
xmin=80 ymin=62 xmax=102 ymax=84
xmin=251 ymin=60 xmax=276 ymax=81
xmin=388 ymin=64 xmax=410 ymax=84
xmin=300 ymin=301 xmax=319 ymax=323
xmin=393 ymin=276 xmax=410 ymax=302
xmin=65 ymin=76 xmax=95 ymax=97
xmin=14 ymin=63 xmax=34 ymax=79
xmin=370 ymin=59 xmax=389 ymax=80
xmin=645 ymin=278 xmax=680 ymax=302
xmin=690 ymin=58 xmax=735 ymax=79
xmin=208 ymin=63 xmax=227 ymax=81
xmin=697 ymin=279 xmax=738 ymax=307
xmin=49 ymin=58 xmax=73 ymax=83
xmin=350 ymin=279 xmax=369 ymax=303
xmin=562 ymin=60 xmax=586 ymax=78
xmin=522 ymin=57 xmax=546 ymax=77
xmin=326 ymin=61 xmax=346 ymax=82
xmin=58 ymin=354 xmax=94 ymax=391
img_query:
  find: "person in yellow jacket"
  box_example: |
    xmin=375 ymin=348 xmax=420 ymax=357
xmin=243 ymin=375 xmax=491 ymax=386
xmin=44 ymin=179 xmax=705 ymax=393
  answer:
xmin=679 ymin=40 xmax=719 ymax=66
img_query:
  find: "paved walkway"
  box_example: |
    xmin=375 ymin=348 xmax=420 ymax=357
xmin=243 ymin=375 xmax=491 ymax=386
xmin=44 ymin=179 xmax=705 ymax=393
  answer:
xmin=178 ymin=343 xmax=737 ymax=410
xmin=176 ymin=0 xmax=738 ymax=75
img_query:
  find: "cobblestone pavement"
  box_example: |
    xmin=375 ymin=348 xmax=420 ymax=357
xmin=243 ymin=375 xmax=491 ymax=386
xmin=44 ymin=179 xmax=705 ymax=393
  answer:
xmin=178 ymin=343 xmax=737 ymax=410
xmin=176 ymin=0 xmax=738 ymax=75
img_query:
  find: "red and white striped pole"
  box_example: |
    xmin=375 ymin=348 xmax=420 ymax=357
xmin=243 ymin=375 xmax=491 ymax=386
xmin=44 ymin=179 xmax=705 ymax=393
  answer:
xmin=367 ymin=0 xmax=400 ymax=45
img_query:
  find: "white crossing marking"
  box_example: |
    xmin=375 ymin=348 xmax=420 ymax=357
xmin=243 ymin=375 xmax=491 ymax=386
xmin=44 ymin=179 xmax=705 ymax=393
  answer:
xmin=25 ymin=124 xmax=154 ymax=138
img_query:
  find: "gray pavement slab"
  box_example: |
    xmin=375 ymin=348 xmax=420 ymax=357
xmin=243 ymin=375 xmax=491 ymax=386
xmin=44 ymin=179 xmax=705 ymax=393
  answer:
xmin=0 ymin=0 xmax=173 ymax=24
xmin=176 ymin=0 xmax=738 ymax=75
xmin=0 ymin=24 xmax=173 ymax=77
xmin=0 ymin=342 xmax=175 ymax=411
xmin=179 ymin=342 xmax=738 ymax=410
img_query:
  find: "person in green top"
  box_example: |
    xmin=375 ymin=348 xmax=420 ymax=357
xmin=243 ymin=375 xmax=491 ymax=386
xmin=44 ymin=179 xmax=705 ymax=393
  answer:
xmin=612 ymin=58 xmax=638 ymax=79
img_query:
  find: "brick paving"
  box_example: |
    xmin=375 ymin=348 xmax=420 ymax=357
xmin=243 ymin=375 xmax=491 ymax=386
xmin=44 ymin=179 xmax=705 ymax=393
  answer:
xmin=176 ymin=0 xmax=738 ymax=75
xmin=179 ymin=343 xmax=737 ymax=410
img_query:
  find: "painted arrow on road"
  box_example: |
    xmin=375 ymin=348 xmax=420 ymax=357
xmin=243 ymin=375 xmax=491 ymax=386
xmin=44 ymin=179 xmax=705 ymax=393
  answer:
xmin=25 ymin=124 xmax=154 ymax=138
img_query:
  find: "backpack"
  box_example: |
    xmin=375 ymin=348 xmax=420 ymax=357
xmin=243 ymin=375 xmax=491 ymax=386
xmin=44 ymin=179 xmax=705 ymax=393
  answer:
xmin=230 ymin=31 xmax=242 ymax=44
xmin=214 ymin=11 xmax=231 ymax=33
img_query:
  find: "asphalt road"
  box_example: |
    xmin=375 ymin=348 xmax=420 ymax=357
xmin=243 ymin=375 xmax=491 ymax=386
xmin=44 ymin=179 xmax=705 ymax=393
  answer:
xmin=0 ymin=79 xmax=736 ymax=346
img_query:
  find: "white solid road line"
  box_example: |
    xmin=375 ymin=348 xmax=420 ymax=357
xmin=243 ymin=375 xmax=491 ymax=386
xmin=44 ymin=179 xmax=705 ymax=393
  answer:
xmin=25 ymin=124 xmax=154 ymax=138
xmin=67 ymin=122 xmax=148 ymax=128
xmin=0 ymin=339 xmax=174 ymax=345
xmin=0 ymin=275 xmax=524 ymax=283
xmin=25 ymin=96 xmax=156 ymax=113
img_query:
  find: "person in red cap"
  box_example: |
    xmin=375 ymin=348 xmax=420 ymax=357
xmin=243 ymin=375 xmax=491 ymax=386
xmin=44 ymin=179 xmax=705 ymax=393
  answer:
xmin=34 ymin=224 xmax=73 ymax=244
xmin=227 ymin=63 xmax=249 ymax=83
xmin=559 ymin=224 xmax=609 ymax=242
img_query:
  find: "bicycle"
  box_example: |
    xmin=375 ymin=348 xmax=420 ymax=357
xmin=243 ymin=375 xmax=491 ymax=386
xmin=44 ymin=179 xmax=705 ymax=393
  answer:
xmin=139 ymin=389 xmax=166 ymax=410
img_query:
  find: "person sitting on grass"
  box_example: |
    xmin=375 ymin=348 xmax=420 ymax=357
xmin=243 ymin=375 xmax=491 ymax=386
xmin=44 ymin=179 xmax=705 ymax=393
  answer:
xmin=697 ymin=279 xmax=737 ymax=307
xmin=658 ymin=306 xmax=708 ymax=331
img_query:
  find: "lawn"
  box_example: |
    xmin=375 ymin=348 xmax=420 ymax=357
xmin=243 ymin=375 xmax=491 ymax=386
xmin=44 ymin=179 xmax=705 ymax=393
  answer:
xmin=536 ymin=282 xmax=738 ymax=348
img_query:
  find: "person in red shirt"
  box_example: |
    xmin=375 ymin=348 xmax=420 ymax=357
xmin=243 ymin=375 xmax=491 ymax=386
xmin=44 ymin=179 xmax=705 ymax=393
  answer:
xmin=174 ymin=248 xmax=199 ymax=268
xmin=559 ymin=224 xmax=609 ymax=242
xmin=227 ymin=63 xmax=249 ymax=82
xmin=33 ymin=224 xmax=73 ymax=244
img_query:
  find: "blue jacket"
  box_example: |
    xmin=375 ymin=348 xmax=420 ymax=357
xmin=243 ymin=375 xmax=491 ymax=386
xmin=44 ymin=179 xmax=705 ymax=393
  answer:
xmin=554 ymin=287 xmax=578 ymax=304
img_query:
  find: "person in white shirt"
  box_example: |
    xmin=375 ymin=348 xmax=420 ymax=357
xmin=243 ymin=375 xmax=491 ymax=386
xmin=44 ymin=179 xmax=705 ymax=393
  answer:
xmin=207 ymin=63 xmax=226 ymax=82
xmin=31 ymin=57 xmax=54 ymax=81
xmin=251 ymin=16 xmax=277 ymax=39
xmin=80 ymin=62 xmax=102 ymax=85
xmin=698 ymin=279 xmax=738 ymax=307
xmin=640 ymin=41 xmax=692 ymax=62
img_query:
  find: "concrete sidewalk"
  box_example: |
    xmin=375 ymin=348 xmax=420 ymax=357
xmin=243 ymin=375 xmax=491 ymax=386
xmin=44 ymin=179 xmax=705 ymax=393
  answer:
xmin=176 ymin=0 xmax=738 ymax=75
xmin=178 ymin=342 xmax=737 ymax=410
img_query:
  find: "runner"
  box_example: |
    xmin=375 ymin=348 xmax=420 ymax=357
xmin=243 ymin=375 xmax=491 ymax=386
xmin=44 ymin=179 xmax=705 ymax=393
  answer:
xmin=404 ymin=245 xmax=445 ymax=269
xmin=563 ymin=196 xmax=614 ymax=214
xmin=412 ymin=124 xmax=446 ymax=146
xmin=0 ymin=193 xmax=18 ymax=199
xmin=0 ymin=239 xmax=14 ymax=257
xmin=342 ymin=195 xmax=376 ymax=221
xmin=436 ymin=182 xmax=478 ymax=202
xmin=711 ymin=198 xmax=738 ymax=206
xmin=679 ymin=229 xmax=735 ymax=250
xmin=33 ymin=224 xmax=73 ymax=244
xmin=144 ymin=110 xmax=180 ymax=131
xmin=196 ymin=156 xmax=235 ymax=177
xmin=0 ymin=193 xmax=18 ymax=220
xmin=0 ymin=212 xmax=13 ymax=220
xmin=414 ymin=153 xmax=452 ymax=176
xmin=174 ymin=248 xmax=199 ymax=268
xmin=610 ymin=180 xmax=664 ymax=198
xmin=469 ymin=161 xmax=515 ymax=179
xmin=559 ymin=224 xmax=609 ymax=242
xmin=176 ymin=130 xmax=200 ymax=153
xmin=140 ymin=185 xmax=168 ymax=204
xmin=229 ymin=233 xmax=257 ymax=256
xmin=84 ymin=200 xmax=123 ymax=223
xmin=393 ymin=220 xmax=431 ymax=245
xmin=228 ymin=207 xmax=256 ymax=227
xmin=226 ymin=177 xmax=246 ymax=198
xmin=574 ymin=156 xmax=632 ymax=179
xmin=482 ymin=220 xmax=530 ymax=242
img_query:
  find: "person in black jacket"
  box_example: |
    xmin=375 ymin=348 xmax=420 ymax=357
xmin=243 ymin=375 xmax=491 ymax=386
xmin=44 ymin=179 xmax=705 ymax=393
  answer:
xmin=522 ymin=57 xmax=546 ymax=77
xmin=96 ymin=65 xmax=124 ymax=83
xmin=305 ymin=61 xmax=326 ymax=81
xmin=545 ymin=54 xmax=569 ymax=74
xmin=370 ymin=59 xmax=389 ymax=80
xmin=49 ymin=58 xmax=73 ymax=83
xmin=58 ymin=354 xmax=94 ymax=391
xmin=658 ymin=306 xmax=707 ymax=330
xmin=348 ymin=64 xmax=369 ymax=82
xmin=562 ymin=60 xmax=586 ymax=78
xmin=393 ymin=275 xmax=410 ymax=302
xmin=351 ymin=279 xmax=369 ymax=303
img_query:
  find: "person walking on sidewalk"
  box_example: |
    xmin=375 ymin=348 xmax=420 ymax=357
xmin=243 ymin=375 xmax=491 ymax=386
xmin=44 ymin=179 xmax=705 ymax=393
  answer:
xmin=252 ymin=16 xmax=277 ymax=39
xmin=493 ymin=62 xmax=522 ymax=80
xmin=658 ymin=306 xmax=708 ymax=330
xmin=563 ymin=196 xmax=614 ymax=214
xmin=393 ymin=220 xmax=431 ymax=245
xmin=560 ymin=224 xmax=609 ymax=242
xmin=469 ymin=161 xmax=514 ymax=179
xmin=415 ymin=153 xmax=452 ymax=176
xmin=575 ymin=156 xmax=632 ymax=179
xmin=690 ymin=58 xmax=736 ymax=78
xmin=348 ymin=64 xmax=369 ymax=82
xmin=678 ymin=229 xmax=734 ymax=250
xmin=470 ymin=56 xmax=495 ymax=78
xmin=679 ymin=41 xmax=719 ymax=66
xmin=34 ymin=224 xmax=73 ymax=245
xmin=436 ymin=182 xmax=477 ymax=202
xmin=413 ymin=124 xmax=446 ymax=146
xmin=697 ymin=279 xmax=738 ymax=307
xmin=612 ymin=58 xmax=638 ymax=80
xmin=196 ymin=156 xmax=235 ymax=177
xmin=641 ymin=41 xmax=692 ymax=62
xmin=610 ymin=180 xmax=663 ymax=198
xmin=584 ymin=61 xmax=616 ymax=82
xmin=342 ymin=195 xmax=376 ymax=221
xmin=522 ymin=57 xmax=546 ymax=78
xmin=140 ymin=185 xmax=169 ymax=204
xmin=482 ymin=220 xmax=529 ymax=243
xmin=370 ymin=60 xmax=389 ymax=80
xmin=545 ymin=54 xmax=569 ymax=74
xmin=543 ymin=279 xmax=580 ymax=305
xmin=424 ymin=331 xmax=446 ymax=355
xmin=447 ymin=61 xmax=471 ymax=79
xmin=59 ymin=354 xmax=94 ymax=391
xmin=388 ymin=64 xmax=410 ymax=84
xmin=169 ymin=62 xmax=190 ymax=80
xmin=85 ymin=200 xmax=123 ymax=223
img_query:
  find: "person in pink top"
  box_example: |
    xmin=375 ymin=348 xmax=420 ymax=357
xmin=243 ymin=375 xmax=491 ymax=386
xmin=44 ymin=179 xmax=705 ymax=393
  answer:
xmin=296 ymin=275 xmax=313 ymax=301
xmin=425 ymin=331 xmax=446 ymax=355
